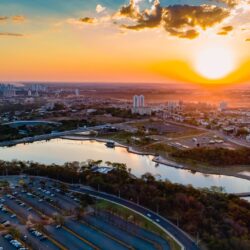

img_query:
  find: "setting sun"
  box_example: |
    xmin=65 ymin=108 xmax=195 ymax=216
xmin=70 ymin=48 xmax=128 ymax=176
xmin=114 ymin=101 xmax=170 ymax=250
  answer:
xmin=195 ymin=45 xmax=236 ymax=80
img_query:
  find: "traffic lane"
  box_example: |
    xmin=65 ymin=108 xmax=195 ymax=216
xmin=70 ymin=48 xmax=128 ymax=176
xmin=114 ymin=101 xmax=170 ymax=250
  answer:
xmin=73 ymin=187 xmax=200 ymax=250
xmin=45 ymin=225 xmax=95 ymax=250
xmin=85 ymin=215 xmax=156 ymax=250
xmin=65 ymin=219 xmax=128 ymax=250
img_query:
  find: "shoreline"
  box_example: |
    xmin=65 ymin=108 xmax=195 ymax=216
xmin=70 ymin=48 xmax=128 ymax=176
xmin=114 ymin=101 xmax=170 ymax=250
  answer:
xmin=0 ymin=134 xmax=249 ymax=182
xmin=61 ymin=135 xmax=250 ymax=182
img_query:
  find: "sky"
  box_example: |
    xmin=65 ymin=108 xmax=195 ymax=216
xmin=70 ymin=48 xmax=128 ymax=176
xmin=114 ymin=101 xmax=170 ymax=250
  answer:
xmin=0 ymin=0 xmax=250 ymax=85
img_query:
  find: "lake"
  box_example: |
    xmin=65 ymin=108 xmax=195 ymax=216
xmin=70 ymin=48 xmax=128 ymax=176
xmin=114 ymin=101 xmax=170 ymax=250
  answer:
xmin=0 ymin=138 xmax=249 ymax=194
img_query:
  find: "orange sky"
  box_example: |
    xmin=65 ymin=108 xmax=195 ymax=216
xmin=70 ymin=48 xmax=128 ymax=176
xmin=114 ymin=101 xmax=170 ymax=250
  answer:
xmin=0 ymin=0 xmax=250 ymax=85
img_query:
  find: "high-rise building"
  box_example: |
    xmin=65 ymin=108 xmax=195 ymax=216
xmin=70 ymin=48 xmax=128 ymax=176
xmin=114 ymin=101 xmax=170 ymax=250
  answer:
xmin=139 ymin=95 xmax=144 ymax=107
xmin=132 ymin=95 xmax=151 ymax=115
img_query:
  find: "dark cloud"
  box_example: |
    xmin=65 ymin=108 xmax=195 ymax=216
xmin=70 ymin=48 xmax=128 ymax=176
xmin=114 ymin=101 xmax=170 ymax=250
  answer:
xmin=122 ymin=0 xmax=162 ymax=30
xmin=79 ymin=0 xmax=235 ymax=39
xmin=119 ymin=0 xmax=141 ymax=19
xmin=168 ymin=29 xmax=200 ymax=39
xmin=0 ymin=32 xmax=24 ymax=37
xmin=79 ymin=17 xmax=95 ymax=23
xmin=120 ymin=1 xmax=230 ymax=39
xmin=163 ymin=5 xmax=229 ymax=29
xmin=217 ymin=25 xmax=233 ymax=35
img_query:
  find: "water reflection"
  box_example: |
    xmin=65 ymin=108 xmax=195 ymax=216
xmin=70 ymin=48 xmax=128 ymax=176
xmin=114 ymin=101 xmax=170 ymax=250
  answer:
xmin=0 ymin=138 xmax=249 ymax=194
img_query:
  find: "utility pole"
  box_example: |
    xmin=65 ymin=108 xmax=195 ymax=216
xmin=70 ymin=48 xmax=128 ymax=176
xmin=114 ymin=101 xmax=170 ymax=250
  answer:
xmin=118 ymin=189 xmax=121 ymax=198
xmin=196 ymin=232 xmax=199 ymax=246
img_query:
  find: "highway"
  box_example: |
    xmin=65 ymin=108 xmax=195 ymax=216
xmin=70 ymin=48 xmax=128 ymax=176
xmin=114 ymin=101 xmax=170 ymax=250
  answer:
xmin=70 ymin=186 xmax=200 ymax=250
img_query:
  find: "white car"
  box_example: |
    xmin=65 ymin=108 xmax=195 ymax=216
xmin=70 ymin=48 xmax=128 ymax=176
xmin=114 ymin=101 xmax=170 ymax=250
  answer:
xmin=147 ymin=213 xmax=151 ymax=218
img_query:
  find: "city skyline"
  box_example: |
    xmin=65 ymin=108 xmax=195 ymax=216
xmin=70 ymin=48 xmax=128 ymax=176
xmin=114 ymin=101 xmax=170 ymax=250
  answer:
xmin=0 ymin=0 xmax=250 ymax=86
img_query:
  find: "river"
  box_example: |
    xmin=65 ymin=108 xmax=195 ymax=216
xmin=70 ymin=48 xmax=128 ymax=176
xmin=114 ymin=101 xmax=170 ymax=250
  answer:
xmin=0 ymin=138 xmax=249 ymax=194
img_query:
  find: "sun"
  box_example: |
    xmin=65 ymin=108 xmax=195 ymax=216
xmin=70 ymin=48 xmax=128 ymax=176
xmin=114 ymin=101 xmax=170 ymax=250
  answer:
xmin=195 ymin=45 xmax=235 ymax=80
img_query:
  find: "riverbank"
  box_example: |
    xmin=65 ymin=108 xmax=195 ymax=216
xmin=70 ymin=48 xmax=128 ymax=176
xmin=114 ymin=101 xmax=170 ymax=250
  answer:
xmin=61 ymin=135 xmax=250 ymax=181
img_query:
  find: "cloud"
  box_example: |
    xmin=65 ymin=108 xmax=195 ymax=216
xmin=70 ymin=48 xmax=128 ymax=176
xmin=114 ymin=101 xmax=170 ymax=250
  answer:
xmin=0 ymin=16 xmax=8 ymax=22
xmin=96 ymin=4 xmax=106 ymax=14
xmin=119 ymin=1 xmax=230 ymax=39
xmin=216 ymin=0 xmax=240 ymax=8
xmin=217 ymin=25 xmax=233 ymax=35
xmin=79 ymin=17 xmax=96 ymax=24
xmin=0 ymin=32 xmax=24 ymax=37
xmin=78 ymin=0 xmax=246 ymax=39
xmin=118 ymin=0 xmax=141 ymax=19
xmin=12 ymin=15 xmax=26 ymax=23
xmin=0 ymin=15 xmax=26 ymax=23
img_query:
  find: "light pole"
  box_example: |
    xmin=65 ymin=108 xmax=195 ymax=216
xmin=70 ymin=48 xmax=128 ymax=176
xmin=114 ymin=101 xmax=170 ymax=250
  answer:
xmin=196 ymin=232 xmax=200 ymax=246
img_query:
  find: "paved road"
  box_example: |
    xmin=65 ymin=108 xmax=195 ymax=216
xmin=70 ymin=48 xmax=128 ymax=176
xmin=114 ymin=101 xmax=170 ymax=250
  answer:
xmin=70 ymin=186 xmax=200 ymax=250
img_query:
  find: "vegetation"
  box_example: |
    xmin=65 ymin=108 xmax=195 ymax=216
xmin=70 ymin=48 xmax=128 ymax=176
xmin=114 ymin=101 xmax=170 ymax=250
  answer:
xmin=0 ymin=125 xmax=22 ymax=142
xmin=171 ymin=147 xmax=250 ymax=166
xmin=0 ymin=160 xmax=249 ymax=250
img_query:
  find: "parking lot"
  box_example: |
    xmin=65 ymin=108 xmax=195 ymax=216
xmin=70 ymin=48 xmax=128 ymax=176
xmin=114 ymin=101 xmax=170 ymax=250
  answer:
xmin=0 ymin=176 xmax=170 ymax=250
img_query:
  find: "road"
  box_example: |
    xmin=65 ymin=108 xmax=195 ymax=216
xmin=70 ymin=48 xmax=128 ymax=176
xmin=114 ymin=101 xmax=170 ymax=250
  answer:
xmin=70 ymin=186 xmax=200 ymax=250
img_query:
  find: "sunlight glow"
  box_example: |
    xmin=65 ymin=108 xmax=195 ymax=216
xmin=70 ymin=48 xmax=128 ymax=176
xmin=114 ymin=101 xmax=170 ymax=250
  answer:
xmin=195 ymin=45 xmax=235 ymax=80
